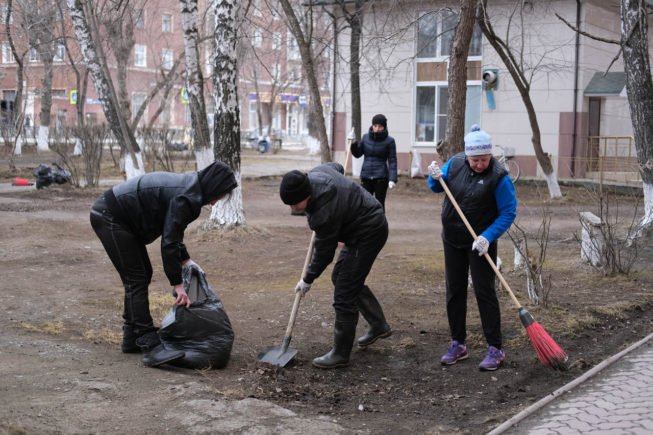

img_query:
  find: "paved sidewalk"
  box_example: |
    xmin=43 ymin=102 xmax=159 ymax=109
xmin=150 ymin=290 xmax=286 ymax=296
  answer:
xmin=489 ymin=333 xmax=653 ymax=434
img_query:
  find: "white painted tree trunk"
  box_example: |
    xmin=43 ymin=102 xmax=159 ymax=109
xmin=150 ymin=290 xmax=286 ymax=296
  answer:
xmin=73 ymin=138 xmax=82 ymax=156
xmin=195 ymin=147 xmax=213 ymax=170
xmin=209 ymin=0 xmax=245 ymax=228
xmin=37 ymin=125 xmax=49 ymax=151
xmin=123 ymin=152 xmax=145 ymax=179
xmin=544 ymin=171 xmax=562 ymax=198
xmin=14 ymin=136 xmax=23 ymax=155
xmin=205 ymin=172 xmax=246 ymax=228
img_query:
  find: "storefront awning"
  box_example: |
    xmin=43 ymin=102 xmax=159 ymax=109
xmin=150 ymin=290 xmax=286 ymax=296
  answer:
xmin=584 ymin=72 xmax=626 ymax=97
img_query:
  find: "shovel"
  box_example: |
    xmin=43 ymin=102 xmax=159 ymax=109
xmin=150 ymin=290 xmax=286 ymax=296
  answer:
xmin=257 ymin=231 xmax=316 ymax=367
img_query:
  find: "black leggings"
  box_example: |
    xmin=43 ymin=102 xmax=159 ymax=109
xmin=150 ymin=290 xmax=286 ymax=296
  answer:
xmin=331 ymin=221 xmax=388 ymax=316
xmin=90 ymin=196 xmax=155 ymax=331
xmin=443 ymin=239 xmax=502 ymax=349
xmin=361 ymin=178 xmax=389 ymax=210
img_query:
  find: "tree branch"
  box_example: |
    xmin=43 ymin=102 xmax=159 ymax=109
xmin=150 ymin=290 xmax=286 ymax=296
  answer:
xmin=555 ymin=13 xmax=620 ymax=45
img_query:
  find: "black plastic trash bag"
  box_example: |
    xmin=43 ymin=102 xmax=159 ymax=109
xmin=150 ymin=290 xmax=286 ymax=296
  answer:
xmin=158 ymin=265 xmax=234 ymax=369
xmin=33 ymin=163 xmax=72 ymax=189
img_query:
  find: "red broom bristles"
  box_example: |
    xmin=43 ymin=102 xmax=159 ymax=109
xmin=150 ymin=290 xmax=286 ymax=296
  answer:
xmin=519 ymin=308 xmax=568 ymax=370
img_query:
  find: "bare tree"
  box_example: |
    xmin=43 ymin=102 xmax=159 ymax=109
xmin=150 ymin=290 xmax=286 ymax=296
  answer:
xmin=556 ymin=0 xmax=653 ymax=236
xmin=206 ymin=0 xmax=246 ymax=228
xmin=22 ymin=0 xmax=60 ymax=151
xmin=478 ymin=0 xmax=563 ymax=198
xmin=620 ymin=0 xmax=653 ymax=236
xmin=278 ymin=0 xmax=331 ymax=162
xmin=180 ymin=0 xmax=212 ymax=169
xmin=66 ymin=0 xmax=143 ymax=177
xmin=439 ymin=0 xmax=478 ymax=161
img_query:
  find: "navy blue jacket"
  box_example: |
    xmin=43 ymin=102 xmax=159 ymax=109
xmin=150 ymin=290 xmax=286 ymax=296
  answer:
xmin=350 ymin=127 xmax=398 ymax=182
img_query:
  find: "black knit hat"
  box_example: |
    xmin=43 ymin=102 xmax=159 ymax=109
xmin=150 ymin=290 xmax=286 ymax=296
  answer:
xmin=372 ymin=114 xmax=387 ymax=128
xmin=197 ymin=160 xmax=238 ymax=204
xmin=280 ymin=170 xmax=312 ymax=205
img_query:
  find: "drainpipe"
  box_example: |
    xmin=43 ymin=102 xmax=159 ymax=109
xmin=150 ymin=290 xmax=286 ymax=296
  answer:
xmin=571 ymin=0 xmax=581 ymax=177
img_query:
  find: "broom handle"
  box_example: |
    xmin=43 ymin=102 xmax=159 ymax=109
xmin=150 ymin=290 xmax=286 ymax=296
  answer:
xmin=283 ymin=231 xmax=316 ymax=341
xmin=437 ymin=177 xmax=522 ymax=309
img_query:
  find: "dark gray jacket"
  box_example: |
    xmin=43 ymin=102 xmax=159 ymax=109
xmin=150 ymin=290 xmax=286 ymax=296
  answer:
xmin=303 ymin=163 xmax=386 ymax=283
xmin=350 ymin=127 xmax=398 ymax=182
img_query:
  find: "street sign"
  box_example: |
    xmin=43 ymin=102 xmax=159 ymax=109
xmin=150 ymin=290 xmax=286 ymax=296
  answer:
xmin=181 ymin=87 xmax=189 ymax=104
xmin=69 ymin=90 xmax=78 ymax=105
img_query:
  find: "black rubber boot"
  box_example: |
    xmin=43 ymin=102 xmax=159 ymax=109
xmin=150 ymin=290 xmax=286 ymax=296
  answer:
xmin=356 ymin=286 xmax=392 ymax=348
xmin=121 ymin=325 xmax=157 ymax=354
xmin=135 ymin=331 xmax=161 ymax=352
xmin=121 ymin=325 xmax=141 ymax=353
xmin=142 ymin=344 xmax=185 ymax=368
xmin=312 ymin=312 xmax=358 ymax=369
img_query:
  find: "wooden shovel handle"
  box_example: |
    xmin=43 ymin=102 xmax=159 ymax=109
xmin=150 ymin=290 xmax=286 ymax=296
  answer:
xmin=437 ymin=177 xmax=522 ymax=309
xmin=283 ymin=232 xmax=316 ymax=341
xmin=343 ymin=138 xmax=352 ymax=176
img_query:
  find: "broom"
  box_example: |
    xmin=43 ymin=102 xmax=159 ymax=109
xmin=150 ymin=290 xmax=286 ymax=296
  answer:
xmin=437 ymin=176 xmax=568 ymax=370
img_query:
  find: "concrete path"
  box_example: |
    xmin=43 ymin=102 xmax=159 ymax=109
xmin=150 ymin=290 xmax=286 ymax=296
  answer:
xmin=489 ymin=333 xmax=653 ymax=434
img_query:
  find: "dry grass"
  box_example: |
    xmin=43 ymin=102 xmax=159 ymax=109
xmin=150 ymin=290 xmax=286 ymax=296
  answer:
xmin=18 ymin=321 xmax=64 ymax=335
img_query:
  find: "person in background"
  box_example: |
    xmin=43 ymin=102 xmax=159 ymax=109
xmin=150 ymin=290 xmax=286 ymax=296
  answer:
xmin=349 ymin=114 xmax=398 ymax=210
xmin=279 ymin=163 xmax=392 ymax=369
xmin=90 ymin=161 xmax=237 ymax=362
xmin=427 ymin=125 xmax=517 ymax=371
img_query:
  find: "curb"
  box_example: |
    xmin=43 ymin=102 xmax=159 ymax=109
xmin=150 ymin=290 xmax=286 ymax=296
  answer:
xmin=487 ymin=331 xmax=653 ymax=434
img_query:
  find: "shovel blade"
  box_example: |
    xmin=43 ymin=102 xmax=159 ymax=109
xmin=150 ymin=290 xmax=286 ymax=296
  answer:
xmin=256 ymin=345 xmax=298 ymax=367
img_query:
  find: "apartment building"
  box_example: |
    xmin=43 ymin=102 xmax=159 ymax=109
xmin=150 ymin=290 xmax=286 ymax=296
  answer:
xmin=330 ymin=0 xmax=649 ymax=180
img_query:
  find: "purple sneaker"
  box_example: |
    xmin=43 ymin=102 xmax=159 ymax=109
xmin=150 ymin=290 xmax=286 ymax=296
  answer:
xmin=479 ymin=346 xmax=505 ymax=371
xmin=440 ymin=340 xmax=468 ymax=365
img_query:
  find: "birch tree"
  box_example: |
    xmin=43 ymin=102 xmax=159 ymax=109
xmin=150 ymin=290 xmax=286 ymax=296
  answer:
xmin=180 ymin=0 xmax=212 ymax=169
xmin=620 ymin=0 xmax=653 ymax=236
xmin=278 ymin=0 xmax=331 ymax=162
xmin=67 ymin=0 xmax=143 ymax=178
xmin=207 ymin=0 xmax=246 ymax=227
xmin=478 ymin=0 xmax=563 ymax=198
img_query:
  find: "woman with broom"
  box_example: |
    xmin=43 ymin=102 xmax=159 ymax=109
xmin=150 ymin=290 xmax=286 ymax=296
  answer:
xmin=427 ymin=125 xmax=517 ymax=371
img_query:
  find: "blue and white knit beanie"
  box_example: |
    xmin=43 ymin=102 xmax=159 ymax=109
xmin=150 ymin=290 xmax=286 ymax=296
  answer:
xmin=464 ymin=124 xmax=492 ymax=156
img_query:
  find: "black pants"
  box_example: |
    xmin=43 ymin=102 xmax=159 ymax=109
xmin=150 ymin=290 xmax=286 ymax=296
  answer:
xmin=361 ymin=178 xmax=389 ymax=210
xmin=331 ymin=221 xmax=388 ymax=316
xmin=443 ymin=239 xmax=502 ymax=349
xmin=90 ymin=196 xmax=155 ymax=331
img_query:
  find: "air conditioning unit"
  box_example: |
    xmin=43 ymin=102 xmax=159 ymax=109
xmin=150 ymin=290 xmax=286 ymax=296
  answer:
xmin=482 ymin=69 xmax=499 ymax=90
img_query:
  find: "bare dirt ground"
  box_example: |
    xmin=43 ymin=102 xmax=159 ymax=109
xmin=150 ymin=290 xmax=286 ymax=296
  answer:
xmin=1 ymin=152 xmax=652 ymax=434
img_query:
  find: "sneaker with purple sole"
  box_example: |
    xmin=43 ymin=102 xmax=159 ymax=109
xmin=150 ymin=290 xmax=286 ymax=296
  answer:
xmin=440 ymin=340 xmax=468 ymax=365
xmin=479 ymin=346 xmax=505 ymax=371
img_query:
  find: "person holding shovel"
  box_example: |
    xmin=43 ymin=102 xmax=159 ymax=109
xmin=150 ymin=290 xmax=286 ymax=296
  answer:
xmin=279 ymin=162 xmax=392 ymax=369
xmin=349 ymin=114 xmax=398 ymax=210
xmin=427 ymin=125 xmax=517 ymax=371
xmin=90 ymin=161 xmax=238 ymax=363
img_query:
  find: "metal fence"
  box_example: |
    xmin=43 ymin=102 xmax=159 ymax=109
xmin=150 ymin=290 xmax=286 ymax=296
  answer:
xmin=584 ymin=136 xmax=640 ymax=186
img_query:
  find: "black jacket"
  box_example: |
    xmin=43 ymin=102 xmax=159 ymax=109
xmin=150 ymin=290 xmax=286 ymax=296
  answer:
xmin=103 ymin=165 xmax=236 ymax=285
xmin=350 ymin=127 xmax=398 ymax=182
xmin=303 ymin=163 xmax=386 ymax=283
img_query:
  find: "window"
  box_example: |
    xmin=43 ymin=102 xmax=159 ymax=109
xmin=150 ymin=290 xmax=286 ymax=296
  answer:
xmin=272 ymin=32 xmax=281 ymax=50
xmin=161 ymin=48 xmax=173 ymax=70
xmin=162 ymin=14 xmax=172 ymax=33
xmin=134 ymin=44 xmax=147 ymax=67
xmin=2 ymin=42 xmax=14 ymax=63
xmin=249 ymin=101 xmax=258 ymax=131
xmin=417 ymin=11 xmax=482 ymax=58
xmin=253 ymin=30 xmax=262 ymax=48
xmin=1 ymin=6 xmax=13 ymax=24
xmin=132 ymin=94 xmax=146 ymax=120
xmin=415 ymin=85 xmax=481 ymax=144
xmin=287 ymin=33 xmax=299 ymax=60
xmin=134 ymin=9 xmax=145 ymax=28
xmin=54 ymin=40 xmax=65 ymax=62
xmin=29 ymin=47 xmax=40 ymax=62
